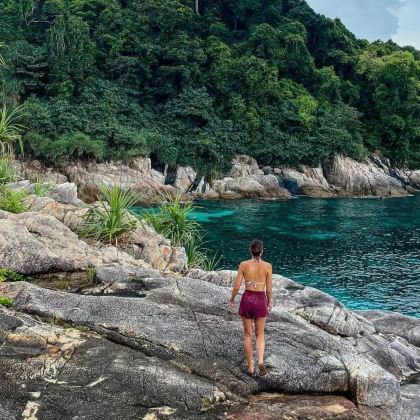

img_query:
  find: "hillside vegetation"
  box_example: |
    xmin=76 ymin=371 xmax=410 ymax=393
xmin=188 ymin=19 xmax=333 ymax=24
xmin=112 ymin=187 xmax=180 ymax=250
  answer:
xmin=0 ymin=0 xmax=419 ymax=176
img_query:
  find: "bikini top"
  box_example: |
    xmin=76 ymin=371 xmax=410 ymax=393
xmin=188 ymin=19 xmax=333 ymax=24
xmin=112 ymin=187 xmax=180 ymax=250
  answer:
xmin=244 ymin=280 xmax=266 ymax=289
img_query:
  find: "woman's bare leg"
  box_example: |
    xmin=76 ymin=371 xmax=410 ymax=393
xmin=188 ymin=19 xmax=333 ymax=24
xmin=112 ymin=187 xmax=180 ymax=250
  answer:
xmin=241 ymin=316 xmax=254 ymax=373
xmin=254 ymin=317 xmax=267 ymax=365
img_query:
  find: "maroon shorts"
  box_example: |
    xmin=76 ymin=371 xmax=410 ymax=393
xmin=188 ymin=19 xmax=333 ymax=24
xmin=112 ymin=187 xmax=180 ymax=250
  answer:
xmin=238 ymin=290 xmax=268 ymax=319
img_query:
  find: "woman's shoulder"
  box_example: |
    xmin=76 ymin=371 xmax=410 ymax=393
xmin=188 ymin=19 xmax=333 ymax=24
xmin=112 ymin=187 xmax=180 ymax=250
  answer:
xmin=240 ymin=259 xmax=253 ymax=267
xmin=262 ymin=260 xmax=272 ymax=269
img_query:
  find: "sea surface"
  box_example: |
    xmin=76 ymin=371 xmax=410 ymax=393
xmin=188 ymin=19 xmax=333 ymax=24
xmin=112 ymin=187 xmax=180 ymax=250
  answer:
xmin=186 ymin=196 xmax=420 ymax=317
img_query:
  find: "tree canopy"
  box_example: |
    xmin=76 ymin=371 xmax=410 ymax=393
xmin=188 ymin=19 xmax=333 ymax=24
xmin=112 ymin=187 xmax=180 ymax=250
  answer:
xmin=0 ymin=0 xmax=418 ymax=174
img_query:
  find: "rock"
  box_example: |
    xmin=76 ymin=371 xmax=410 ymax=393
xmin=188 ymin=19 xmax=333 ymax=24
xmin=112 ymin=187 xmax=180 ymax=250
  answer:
xmin=407 ymin=170 xmax=420 ymax=190
xmin=323 ymin=155 xmax=408 ymax=197
xmin=261 ymin=165 xmax=274 ymax=175
xmin=226 ymin=393 xmax=387 ymax=419
xmin=0 ymin=212 xmax=153 ymax=275
xmin=229 ymin=155 xmax=264 ymax=178
xmin=128 ymin=156 xmax=152 ymax=172
xmin=17 ymin=196 xmax=187 ymax=273
xmin=202 ymin=189 xmax=220 ymax=199
xmin=275 ymin=165 xmax=335 ymax=197
xmin=50 ymin=182 xmax=83 ymax=206
xmin=5 ymin=179 xmax=32 ymax=192
xmin=2 ymin=276 xmax=419 ymax=410
xmin=62 ymin=160 xmax=172 ymax=203
xmin=211 ymin=156 xmax=291 ymax=199
xmin=212 ymin=176 xmax=290 ymax=199
xmin=173 ymin=165 xmax=198 ymax=191
xmin=0 ymin=307 xmax=228 ymax=419
xmin=126 ymin=223 xmax=188 ymax=272
xmin=355 ymin=310 xmax=420 ymax=347
xmin=23 ymin=195 xmax=88 ymax=231
xmin=12 ymin=159 xmax=68 ymax=185
xmin=0 ymin=212 xmax=99 ymax=274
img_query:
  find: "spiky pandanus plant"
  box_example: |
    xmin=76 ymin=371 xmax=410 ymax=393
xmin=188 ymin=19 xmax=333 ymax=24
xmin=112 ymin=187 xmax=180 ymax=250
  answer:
xmin=143 ymin=191 xmax=220 ymax=270
xmin=0 ymin=105 xmax=26 ymax=158
xmin=79 ymin=184 xmax=138 ymax=245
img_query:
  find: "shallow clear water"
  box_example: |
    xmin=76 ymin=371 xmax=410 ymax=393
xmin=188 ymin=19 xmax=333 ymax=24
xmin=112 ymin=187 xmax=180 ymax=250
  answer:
xmin=188 ymin=196 xmax=420 ymax=317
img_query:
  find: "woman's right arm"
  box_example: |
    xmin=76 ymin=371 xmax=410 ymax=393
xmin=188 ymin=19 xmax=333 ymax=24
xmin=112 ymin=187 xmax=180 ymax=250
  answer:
xmin=229 ymin=263 xmax=244 ymax=310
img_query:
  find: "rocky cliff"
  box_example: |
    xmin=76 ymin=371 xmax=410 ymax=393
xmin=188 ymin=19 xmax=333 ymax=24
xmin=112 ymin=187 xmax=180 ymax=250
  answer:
xmin=13 ymin=153 xmax=419 ymax=202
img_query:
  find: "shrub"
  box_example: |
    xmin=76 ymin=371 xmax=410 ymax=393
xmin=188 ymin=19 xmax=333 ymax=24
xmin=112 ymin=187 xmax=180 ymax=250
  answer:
xmin=0 ymin=157 xmax=15 ymax=184
xmin=185 ymin=236 xmax=220 ymax=271
xmin=143 ymin=192 xmax=201 ymax=247
xmin=0 ymin=268 xmax=25 ymax=282
xmin=143 ymin=192 xmax=219 ymax=270
xmin=27 ymin=132 xmax=106 ymax=165
xmin=79 ymin=184 xmax=138 ymax=244
xmin=0 ymin=296 xmax=13 ymax=308
xmin=0 ymin=104 xmax=26 ymax=157
xmin=33 ymin=176 xmax=51 ymax=197
xmin=0 ymin=186 xmax=28 ymax=213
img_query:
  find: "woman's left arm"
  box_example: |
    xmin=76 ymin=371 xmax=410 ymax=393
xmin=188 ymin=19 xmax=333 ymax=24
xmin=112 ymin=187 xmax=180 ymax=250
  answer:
xmin=266 ymin=264 xmax=273 ymax=310
xmin=229 ymin=263 xmax=244 ymax=310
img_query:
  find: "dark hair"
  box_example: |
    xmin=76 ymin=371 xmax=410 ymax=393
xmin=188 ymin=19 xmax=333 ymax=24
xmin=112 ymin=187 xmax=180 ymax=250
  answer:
xmin=250 ymin=239 xmax=263 ymax=258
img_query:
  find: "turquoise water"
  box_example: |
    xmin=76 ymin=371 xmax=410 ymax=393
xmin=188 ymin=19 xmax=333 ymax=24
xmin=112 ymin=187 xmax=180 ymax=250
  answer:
xmin=189 ymin=196 xmax=420 ymax=317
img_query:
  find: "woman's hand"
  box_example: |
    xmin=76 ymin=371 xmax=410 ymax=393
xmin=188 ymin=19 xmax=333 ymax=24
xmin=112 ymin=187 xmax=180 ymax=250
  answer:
xmin=229 ymin=300 xmax=235 ymax=311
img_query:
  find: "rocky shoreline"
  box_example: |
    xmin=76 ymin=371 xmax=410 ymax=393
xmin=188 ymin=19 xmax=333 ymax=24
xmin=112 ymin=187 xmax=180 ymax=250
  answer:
xmin=0 ymin=179 xmax=420 ymax=419
xmin=12 ymin=153 xmax=420 ymax=203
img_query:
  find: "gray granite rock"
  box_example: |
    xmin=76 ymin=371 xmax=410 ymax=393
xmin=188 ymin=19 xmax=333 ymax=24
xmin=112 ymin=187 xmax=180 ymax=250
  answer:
xmin=1 ymin=277 xmax=419 ymax=410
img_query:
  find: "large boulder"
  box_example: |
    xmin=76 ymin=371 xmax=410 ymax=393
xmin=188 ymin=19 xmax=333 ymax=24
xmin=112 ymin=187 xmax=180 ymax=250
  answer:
xmin=126 ymin=223 xmax=188 ymax=272
xmin=50 ymin=182 xmax=83 ymax=206
xmin=23 ymin=195 xmax=88 ymax=231
xmin=173 ymin=165 xmax=198 ymax=191
xmin=229 ymin=155 xmax=264 ymax=178
xmin=18 ymin=196 xmax=187 ymax=273
xmin=212 ymin=175 xmax=291 ymax=199
xmin=355 ymin=310 xmax=420 ymax=347
xmin=407 ymin=170 xmax=420 ymax=190
xmin=323 ymin=155 xmax=408 ymax=197
xmin=62 ymin=160 xmax=173 ymax=203
xmin=275 ymin=165 xmax=335 ymax=197
xmin=0 ymin=211 xmax=151 ymax=275
xmin=2 ymin=274 xmax=419 ymax=411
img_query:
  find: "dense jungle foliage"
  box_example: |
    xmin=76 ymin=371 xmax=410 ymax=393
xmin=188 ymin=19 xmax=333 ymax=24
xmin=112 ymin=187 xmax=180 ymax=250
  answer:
xmin=0 ymin=0 xmax=419 ymax=175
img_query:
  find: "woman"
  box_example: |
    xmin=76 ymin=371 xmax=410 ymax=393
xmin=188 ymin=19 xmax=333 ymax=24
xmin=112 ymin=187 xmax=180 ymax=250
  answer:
xmin=229 ymin=239 xmax=273 ymax=376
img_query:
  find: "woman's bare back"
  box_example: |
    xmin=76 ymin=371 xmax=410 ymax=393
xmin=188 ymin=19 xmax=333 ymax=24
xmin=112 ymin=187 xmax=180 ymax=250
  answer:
xmin=240 ymin=259 xmax=272 ymax=291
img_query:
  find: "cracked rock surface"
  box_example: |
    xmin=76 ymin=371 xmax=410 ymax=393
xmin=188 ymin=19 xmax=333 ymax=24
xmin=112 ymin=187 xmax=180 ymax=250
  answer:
xmin=1 ymin=269 xmax=420 ymax=419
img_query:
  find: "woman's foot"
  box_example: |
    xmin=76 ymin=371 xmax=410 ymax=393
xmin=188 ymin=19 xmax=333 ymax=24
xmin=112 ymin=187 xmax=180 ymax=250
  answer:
xmin=247 ymin=360 xmax=255 ymax=376
xmin=258 ymin=363 xmax=267 ymax=376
